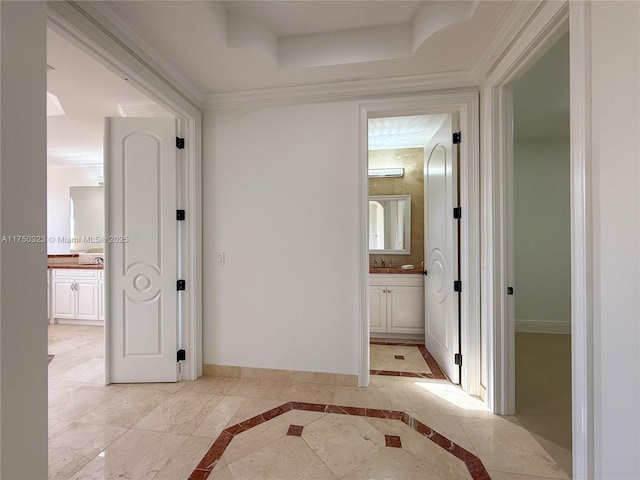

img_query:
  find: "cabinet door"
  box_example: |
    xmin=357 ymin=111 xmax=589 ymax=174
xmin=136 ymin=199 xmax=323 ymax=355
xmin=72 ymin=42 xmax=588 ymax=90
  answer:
xmin=369 ymin=285 xmax=387 ymax=333
xmin=98 ymin=279 xmax=105 ymax=321
xmin=387 ymin=285 xmax=425 ymax=334
xmin=76 ymin=280 xmax=99 ymax=320
xmin=52 ymin=280 xmax=75 ymax=319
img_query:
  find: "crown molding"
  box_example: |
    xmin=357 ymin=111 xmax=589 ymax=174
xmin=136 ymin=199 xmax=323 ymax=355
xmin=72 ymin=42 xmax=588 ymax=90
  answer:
xmin=470 ymin=0 xmax=545 ymax=83
xmin=204 ymin=70 xmax=477 ymax=110
xmin=72 ymin=1 xmax=205 ymax=108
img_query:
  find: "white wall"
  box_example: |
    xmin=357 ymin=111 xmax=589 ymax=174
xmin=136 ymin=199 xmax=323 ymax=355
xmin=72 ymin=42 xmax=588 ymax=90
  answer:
xmin=0 ymin=2 xmax=48 ymax=477
xmin=47 ymin=165 xmax=103 ymax=253
xmin=589 ymin=2 xmax=640 ymax=477
xmin=203 ymin=102 xmax=361 ymax=375
xmin=513 ymin=140 xmax=570 ymax=332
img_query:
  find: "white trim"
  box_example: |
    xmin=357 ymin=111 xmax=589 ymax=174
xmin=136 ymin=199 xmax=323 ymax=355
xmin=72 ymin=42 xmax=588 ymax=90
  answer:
xmin=471 ymin=1 xmax=546 ymax=82
xmin=515 ymin=319 xmax=571 ymax=335
xmin=358 ymin=103 xmax=370 ymax=388
xmin=67 ymin=1 xmax=204 ymax=108
xmin=569 ymin=2 xmax=594 ymax=478
xmin=47 ymin=2 xmax=202 ymax=113
xmin=47 ymin=3 xmax=203 ymax=382
xmin=357 ymin=90 xmax=481 ymax=396
xmin=480 ymin=0 xmax=568 ymax=415
xmin=206 ymin=70 xmax=476 ymax=110
xmin=480 ymin=0 xmax=594 ymax=477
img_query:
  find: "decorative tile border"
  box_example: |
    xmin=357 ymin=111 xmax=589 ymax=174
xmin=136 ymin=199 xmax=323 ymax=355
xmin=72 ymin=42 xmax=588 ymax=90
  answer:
xmin=370 ymin=342 xmax=447 ymax=380
xmin=188 ymin=401 xmax=491 ymax=480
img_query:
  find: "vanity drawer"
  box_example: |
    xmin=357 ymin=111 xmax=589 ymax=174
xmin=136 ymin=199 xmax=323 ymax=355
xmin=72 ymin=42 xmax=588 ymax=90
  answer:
xmin=52 ymin=269 xmax=98 ymax=279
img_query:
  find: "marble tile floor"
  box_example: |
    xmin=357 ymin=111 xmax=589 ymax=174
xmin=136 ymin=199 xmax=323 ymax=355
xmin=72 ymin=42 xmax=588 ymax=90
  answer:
xmin=49 ymin=324 xmax=570 ymax=480
xmin=370 ymin=342 xmax=446 ymax=379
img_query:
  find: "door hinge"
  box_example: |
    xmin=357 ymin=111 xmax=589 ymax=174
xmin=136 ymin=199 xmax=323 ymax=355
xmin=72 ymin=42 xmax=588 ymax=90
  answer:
xmin=177 ymin=279 xmax=186 ymax=291
xmin=454 ymin=353 xmax=463 ymax=366
xmin=176 ymin=137 xmax=185 ymax=149
xmin=452 ymin=131 xmax=461 ymax=144
xmin=454 ymin=280 xmax=462 ymax=292
xmin=177 ymin=209 xmax=186 ymax=221
xmin=453 ymin=207 xmax=462 ymax=219
xmin=177 ymin=349 xmax=186 ymax=362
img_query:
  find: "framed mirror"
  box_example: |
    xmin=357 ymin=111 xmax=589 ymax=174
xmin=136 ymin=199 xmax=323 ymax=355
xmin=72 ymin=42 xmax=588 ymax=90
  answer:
xmin=70 ymin=186 xmax=104 ymax=252
xmin=368 ymin=194 xmax=411 ymax=254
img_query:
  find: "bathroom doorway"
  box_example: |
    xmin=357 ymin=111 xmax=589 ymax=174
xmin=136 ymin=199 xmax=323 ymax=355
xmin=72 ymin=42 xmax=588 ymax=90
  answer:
xmin=358 ymin=93 xmax=481 ymax=397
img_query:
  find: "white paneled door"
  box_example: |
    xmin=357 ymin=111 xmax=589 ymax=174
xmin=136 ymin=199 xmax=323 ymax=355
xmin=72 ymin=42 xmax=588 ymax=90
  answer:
xmin=424 ymin=114 xmax=460 ymax=384
xmin=105 ymin=117 xmax=179 ymax=383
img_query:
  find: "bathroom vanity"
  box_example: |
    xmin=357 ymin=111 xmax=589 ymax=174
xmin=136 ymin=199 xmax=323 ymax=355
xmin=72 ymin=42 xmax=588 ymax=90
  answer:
xmin=369 ymin=272 xmax=424 ymax=336
xmin=48 ymin=259 xmax=104 ymax=325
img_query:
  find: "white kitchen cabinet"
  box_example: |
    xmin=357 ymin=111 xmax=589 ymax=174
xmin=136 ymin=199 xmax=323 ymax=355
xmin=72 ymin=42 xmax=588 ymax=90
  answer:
xmin=51 ymin=269 xmax=103 ymax=325
xmin=369 ymin=274 xmax=424 ymax=335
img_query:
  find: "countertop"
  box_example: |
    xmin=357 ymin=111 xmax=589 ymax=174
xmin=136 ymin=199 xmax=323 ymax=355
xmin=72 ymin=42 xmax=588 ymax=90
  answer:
xmin=369 ymin=267 xmax=423 ymax=274
xmin=47 ymin=264 xmax=103 ymax=270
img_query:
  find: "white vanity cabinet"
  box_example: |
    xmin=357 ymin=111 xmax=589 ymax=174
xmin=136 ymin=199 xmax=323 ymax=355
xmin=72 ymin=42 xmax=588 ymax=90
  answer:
xmin=50 ymin=268 xmax=103 ymax=325
xmin=369 ymin=274 xmax=424 ymax=335
xmin=98 ymin=270 xmax=105 ymax=322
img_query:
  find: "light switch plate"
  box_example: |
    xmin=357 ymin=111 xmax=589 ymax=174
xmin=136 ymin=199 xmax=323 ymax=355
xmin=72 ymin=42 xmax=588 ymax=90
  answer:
xmin=216 ymin=252 xmax=225 ymax=266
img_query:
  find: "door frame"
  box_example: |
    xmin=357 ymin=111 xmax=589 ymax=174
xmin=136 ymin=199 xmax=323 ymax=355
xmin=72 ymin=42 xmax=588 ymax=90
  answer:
xmin=357 ymin=90 xmax=480 ymax=397
xmin=480 ymin=1 xmax=594 ymax=477
xmin=47 ymin=3 xmax=203 ymax=381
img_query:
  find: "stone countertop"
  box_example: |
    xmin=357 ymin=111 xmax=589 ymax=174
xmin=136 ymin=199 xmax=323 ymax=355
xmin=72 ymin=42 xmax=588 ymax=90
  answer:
xmin=47 ymin=264 xmax=103 ymax=270
xmin=369 ymin=267 xmax=422 ymax=274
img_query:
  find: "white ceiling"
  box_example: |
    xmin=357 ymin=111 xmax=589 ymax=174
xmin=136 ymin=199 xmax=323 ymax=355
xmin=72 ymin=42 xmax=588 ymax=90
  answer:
xmin=108 ymin=1 xmax=511 ymax=94
xmin=513 ymin=33 xmax=569 ymax=141
xmin=368 ymin=114 xmax=447 ymax=150
xmin=47 ymin=1 xmax=517 ymax=166
xmin=47 ymin=28 xmax=168 ymax=167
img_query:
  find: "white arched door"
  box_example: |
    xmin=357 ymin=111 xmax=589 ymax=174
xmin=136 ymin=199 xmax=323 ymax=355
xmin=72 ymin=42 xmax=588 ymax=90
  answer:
xmin=424 ymin=114 xmax=460 ymax=384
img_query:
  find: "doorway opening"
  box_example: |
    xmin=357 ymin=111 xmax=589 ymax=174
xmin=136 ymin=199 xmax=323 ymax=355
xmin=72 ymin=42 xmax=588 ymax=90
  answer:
xmin=507 ymin=32 xmax=572 ymax=476
xmin=367 ymin=113 xmax=457 ymax=384
xmin=357 ymin=93 xmax=481 ymax=398
xmin=46 ymin=26 xmax=172 ymax=385
xmin=45 ymin=10 xmax=199 ymax=385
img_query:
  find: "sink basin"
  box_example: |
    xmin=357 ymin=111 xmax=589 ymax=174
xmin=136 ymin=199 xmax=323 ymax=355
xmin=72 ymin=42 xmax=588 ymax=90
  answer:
xmin=78 ymin=253 xmax=104 ymax=265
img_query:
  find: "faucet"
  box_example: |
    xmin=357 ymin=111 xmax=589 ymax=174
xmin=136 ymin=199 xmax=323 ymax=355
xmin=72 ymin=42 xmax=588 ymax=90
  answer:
xmin=381 ymin=258 xmax=385 ymax=267
xmin=388 ymin=259 xmax=394 ymax=268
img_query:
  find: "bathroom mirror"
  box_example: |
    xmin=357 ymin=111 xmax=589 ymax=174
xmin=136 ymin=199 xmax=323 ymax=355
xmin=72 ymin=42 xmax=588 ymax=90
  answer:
xmin=369 ymin=195 xmax=411 ymax=254
xmin=70 ymin=186 xmax=104 ymax=252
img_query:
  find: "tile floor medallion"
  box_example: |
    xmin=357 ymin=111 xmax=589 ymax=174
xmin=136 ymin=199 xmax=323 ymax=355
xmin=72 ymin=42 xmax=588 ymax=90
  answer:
xmin=188 ymin=402 xmax=490 ymax=480
xmin=49 ymin=325 xmax=571 ymax=480
xmin=370 ymin=342 xmax=447 ymax=379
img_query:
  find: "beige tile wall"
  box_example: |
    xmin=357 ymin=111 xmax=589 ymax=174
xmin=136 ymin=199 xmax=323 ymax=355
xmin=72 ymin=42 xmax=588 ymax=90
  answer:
xmin=368 ymin=148 xmax=424 ymax=269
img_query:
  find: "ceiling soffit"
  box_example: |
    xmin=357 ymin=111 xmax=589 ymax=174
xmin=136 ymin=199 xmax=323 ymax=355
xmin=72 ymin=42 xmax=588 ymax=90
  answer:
xmin=226 ymin=1 xmax=479 ymax=68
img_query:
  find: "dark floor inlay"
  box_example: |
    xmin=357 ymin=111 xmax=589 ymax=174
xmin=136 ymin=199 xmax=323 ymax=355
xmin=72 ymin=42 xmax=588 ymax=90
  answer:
xmin=287 ymin=424 xmax=304 ymax=436
xmin=385 ymin=434 xmax=402 ymax=448
xmin=189 ymin=401 xmax=491 ymax=480
xmin=48 ymin=354 xmax=54 ymax=365
xmin=394 ymin=355 xmax=405 ymax=360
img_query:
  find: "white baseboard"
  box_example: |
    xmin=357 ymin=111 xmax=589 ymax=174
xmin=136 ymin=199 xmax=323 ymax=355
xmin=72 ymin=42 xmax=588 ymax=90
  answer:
xmin=516 ymin=319 xmax=571 ymax=334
